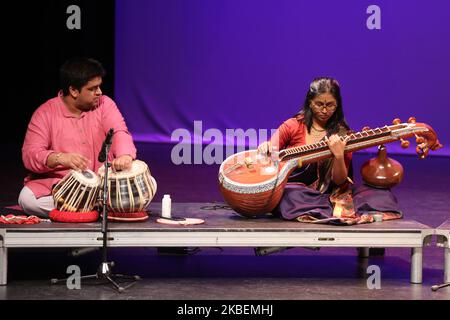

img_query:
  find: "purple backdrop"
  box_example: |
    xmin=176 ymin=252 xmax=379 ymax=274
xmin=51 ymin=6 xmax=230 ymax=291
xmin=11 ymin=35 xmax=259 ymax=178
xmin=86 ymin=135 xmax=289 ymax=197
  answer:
xmin=115 ymin=0 xmax=449 ymax=156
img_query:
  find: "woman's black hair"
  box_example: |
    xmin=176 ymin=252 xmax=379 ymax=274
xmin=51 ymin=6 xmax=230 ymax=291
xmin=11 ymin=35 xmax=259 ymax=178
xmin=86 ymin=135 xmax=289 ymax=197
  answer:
xmin=296 ymin=77 xmax=350 ymax=135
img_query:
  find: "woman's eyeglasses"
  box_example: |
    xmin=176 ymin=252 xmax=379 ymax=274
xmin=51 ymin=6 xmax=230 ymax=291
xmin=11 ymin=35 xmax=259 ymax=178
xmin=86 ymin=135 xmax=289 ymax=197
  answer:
xmin=311 ymin=100 xmax=337 ymax=111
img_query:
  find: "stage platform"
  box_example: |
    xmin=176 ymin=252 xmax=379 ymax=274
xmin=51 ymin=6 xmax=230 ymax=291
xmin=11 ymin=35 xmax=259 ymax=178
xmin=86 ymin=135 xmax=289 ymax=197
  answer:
xmin=436 ymin=218 xmax=450 ymax=283
xmin=0 ymin=203 xmax=436 ymax=286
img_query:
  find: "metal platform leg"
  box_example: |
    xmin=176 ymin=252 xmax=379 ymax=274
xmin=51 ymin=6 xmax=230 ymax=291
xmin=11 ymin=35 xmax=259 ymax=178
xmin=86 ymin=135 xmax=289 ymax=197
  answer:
xmin=410 ymin=247 xmax=422 ymax=284
xmin=357 ymin=247 xmax=370 ymax=258
xmin=0 ymin=247 xmax=7 ymax=286
xmin=445 ymin=247 xmax=450 ymax=283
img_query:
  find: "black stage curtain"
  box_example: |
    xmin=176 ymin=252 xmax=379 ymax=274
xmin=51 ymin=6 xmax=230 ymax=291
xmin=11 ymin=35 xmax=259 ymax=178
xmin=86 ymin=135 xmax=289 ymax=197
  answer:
xmin=3 ymin=0 xmax=115 ymax=149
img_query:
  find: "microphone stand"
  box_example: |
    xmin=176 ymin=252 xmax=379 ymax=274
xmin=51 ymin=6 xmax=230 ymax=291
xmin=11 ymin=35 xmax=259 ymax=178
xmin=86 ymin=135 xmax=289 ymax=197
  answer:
xmin=431 ymin=282 xmax=450 ymax=291
xmin=93 ymin=141 xmax=140 ymax=292
xmin=51 ymin=136 xmax=140 ymax=293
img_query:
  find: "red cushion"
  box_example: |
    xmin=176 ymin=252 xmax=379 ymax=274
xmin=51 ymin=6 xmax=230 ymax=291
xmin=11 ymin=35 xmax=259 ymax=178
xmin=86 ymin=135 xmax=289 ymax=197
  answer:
xmin=104 ymin=211 xmax=149 ymax=222
xmin=49 ymin=209 xmax=99 ymax=223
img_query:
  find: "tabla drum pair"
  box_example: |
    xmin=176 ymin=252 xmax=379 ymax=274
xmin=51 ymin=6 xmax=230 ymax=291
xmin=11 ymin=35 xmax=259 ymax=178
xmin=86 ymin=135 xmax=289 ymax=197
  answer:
xmin=51 ymin=160 xmax=157 ymax=222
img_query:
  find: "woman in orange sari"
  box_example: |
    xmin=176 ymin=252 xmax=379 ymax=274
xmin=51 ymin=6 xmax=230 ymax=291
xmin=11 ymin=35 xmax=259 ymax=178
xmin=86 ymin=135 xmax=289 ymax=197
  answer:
xmin=259 ymin=77 xmax=402 ymax=224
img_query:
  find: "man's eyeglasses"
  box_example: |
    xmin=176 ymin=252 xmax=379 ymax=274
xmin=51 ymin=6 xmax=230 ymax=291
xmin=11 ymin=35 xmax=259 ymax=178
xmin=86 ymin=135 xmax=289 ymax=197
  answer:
xmin=311 ymin=100 xmax=337 ymax=111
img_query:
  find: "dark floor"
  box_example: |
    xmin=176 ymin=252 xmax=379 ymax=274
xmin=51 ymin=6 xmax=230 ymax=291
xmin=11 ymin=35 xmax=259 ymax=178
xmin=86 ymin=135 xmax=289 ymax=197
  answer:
xmin=1 ymin=142 xmax=450 ymax=300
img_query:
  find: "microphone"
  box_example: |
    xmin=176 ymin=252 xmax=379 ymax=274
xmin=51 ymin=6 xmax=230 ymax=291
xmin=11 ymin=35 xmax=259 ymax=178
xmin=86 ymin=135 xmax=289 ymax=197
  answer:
xmin=98 ymin=128 xmax=115 ymax=162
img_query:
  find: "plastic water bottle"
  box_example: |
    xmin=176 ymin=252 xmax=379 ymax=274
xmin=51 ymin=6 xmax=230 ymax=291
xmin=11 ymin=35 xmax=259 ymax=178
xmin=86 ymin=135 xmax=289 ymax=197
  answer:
xmin=162 ymin=194 xmax=172 ymax=218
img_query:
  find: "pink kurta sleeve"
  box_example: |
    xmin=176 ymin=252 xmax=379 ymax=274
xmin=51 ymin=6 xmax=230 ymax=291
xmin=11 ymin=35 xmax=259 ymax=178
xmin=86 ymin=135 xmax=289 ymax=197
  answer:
xmin=22 ymin=107 xmax=56 ymax=174
xmin=100 ymin=96 xmax=137 ymax=159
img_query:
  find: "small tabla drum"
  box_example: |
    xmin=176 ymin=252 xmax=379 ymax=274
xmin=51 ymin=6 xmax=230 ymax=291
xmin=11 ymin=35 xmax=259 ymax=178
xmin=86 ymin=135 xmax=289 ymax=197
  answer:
xmin=98 ymin=160 xmax=157 ymax=221
xmin=52 ymin=170 xmax=101 ymax=213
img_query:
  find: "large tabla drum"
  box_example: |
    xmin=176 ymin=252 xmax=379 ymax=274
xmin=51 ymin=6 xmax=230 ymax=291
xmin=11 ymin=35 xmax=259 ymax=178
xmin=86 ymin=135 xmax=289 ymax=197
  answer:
xmin=98 ymin=160 xmax=157 ymax=218
xmin=52 ymin=170 xmax=100 ymax=213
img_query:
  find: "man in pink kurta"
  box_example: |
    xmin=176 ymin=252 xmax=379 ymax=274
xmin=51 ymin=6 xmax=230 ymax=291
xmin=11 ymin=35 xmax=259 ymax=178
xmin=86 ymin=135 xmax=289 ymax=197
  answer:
xmin=19 ymin=58 xmax=137 ymax=217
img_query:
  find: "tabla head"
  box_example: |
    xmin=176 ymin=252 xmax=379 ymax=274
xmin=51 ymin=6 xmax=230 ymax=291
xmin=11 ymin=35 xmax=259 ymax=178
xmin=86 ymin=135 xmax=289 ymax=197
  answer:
xmin=71 ymin=169 xmax=100 ymax=187
xmin=98 ymin=159 xmax=148 ymax=178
